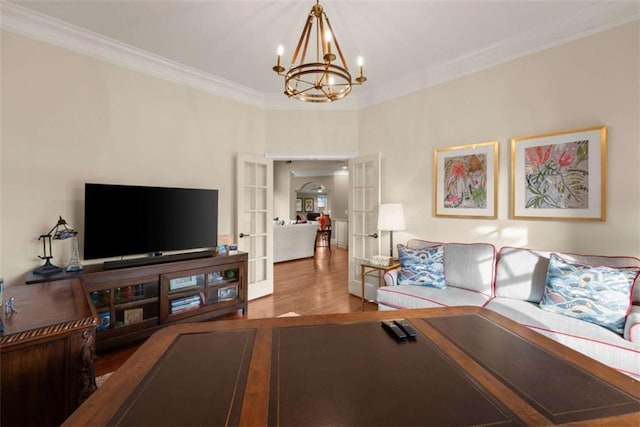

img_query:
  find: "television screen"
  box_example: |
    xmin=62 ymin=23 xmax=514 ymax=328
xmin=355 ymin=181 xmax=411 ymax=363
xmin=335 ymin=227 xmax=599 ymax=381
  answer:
xmin=84 ymin=183 xmax=218 ymax=260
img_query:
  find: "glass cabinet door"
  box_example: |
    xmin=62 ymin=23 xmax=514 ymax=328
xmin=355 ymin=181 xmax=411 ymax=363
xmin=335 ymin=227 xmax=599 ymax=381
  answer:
xmin=167 ymin=273 xmax=205 ymax=315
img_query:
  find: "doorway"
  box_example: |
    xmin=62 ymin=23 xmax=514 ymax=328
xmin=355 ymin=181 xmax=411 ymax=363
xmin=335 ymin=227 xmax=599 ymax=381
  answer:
xmin=273 ymin=160 xmax=349 ymax=239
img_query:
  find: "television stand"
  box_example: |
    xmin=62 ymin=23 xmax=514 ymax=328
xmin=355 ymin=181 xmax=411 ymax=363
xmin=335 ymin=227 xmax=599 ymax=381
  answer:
xmin=103 ymin=250 xmax=215 ymax=270
xmin=84 ymin=252 xmax=247 ymax=351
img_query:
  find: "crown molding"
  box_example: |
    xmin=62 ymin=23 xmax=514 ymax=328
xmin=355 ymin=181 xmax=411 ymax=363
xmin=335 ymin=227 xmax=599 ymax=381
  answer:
xmin=1 ymin=1 xmax=638 ymax=111
xmin=265 ymin=152 xmax=357 ymax=161
xmin=358 ymin=2 xmax=640 ymax=108
xmin=0 ymin=2 xmax=266 ymax=109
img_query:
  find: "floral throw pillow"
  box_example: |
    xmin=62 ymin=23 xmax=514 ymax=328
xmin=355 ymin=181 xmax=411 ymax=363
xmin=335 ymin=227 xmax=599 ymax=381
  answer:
xmin=539 ymin=253 xmax=639 ymax=334
xmin=397 ymin=244 xmax=446 ymax=288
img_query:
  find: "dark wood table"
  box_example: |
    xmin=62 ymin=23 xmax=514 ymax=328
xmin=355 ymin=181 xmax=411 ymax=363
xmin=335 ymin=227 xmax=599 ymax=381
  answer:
xmin=64 ymin=307 xmax=640 ymax=426
xmin=1 ymin=279 xmax=98 ymax=426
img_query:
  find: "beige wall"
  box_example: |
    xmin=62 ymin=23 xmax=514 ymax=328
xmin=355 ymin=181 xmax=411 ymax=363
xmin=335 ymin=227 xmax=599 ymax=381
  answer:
xmin=2 ymin=20 xmax=639 ymax=285
xmin=265 ymin=109 xmax=358 ymax=154
xmin=360 ymin=21 xmax=640 ymax=256
xmin=1 ymin=32 xmax=266 ymax=285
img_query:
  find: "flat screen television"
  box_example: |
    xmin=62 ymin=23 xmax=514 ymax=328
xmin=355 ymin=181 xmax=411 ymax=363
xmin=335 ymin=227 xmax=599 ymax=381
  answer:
xmin=84 ymin=183 xmax=218 ymax=262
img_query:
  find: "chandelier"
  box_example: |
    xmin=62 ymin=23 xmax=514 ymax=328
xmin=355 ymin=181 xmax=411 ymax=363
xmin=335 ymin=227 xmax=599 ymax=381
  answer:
xmin=272 ymin=0 xmax=366 ymax=103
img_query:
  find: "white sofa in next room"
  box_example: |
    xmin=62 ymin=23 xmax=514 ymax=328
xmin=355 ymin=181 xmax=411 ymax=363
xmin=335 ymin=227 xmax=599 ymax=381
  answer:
xmin=273 ymin=221 xmax=318 ymax=263
xmin=377 ymin=239 xmax=640 ymax=379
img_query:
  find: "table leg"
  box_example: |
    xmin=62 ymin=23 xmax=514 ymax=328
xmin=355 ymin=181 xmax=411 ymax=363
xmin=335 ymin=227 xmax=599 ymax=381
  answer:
xmin=361 ymin=265 xmax=365 ymax=311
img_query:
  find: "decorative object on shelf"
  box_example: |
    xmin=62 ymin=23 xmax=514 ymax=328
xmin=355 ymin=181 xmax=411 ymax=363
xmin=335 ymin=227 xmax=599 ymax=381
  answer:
xmin=296 ymin=198 xmax=303 ymax=212
xmin=124 ymin=308 xmax=143 ymax=326
xmin=97 ymin=312 xmax=110 ymax=332
xmin=369 ymin=255 xmax=392 ymax=267
xmin=66 ymin=233 xmax=83 ymax=272
xmin=271 ymin=0 xmax=366 ymax=103
xmin=434 ymin=140 xmax=499 ymax=218
xmin=511 ymin=125 xmax=607 ymax=221
xmin=377 ymin=203 xmax=406 ymax=259
xmin=5 ymin=297 xmax=17 ymax=315
xmin=33 ymin=215 xmax=80 ymax=275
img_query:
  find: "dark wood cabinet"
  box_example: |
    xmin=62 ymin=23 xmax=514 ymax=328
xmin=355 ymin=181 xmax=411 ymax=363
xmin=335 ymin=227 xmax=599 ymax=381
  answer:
xmin=81 ymin=253 xmax=248 ymax=352
xmin=0 ymin=279 xmax=98 ymax=427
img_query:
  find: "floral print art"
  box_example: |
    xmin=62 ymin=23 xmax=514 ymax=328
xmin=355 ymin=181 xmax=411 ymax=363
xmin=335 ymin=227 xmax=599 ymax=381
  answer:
xmin=443 ymin=154 xmax=487 ymax=209
xmin=524 ymin=140 xmax=589 ymax=209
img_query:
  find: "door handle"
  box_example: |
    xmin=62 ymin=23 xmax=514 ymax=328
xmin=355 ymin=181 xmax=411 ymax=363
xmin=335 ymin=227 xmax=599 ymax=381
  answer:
xmin=368 ymin=233 xmax=378 ymax=238
xmin=239 ymin=233 xmax=250 ymax=238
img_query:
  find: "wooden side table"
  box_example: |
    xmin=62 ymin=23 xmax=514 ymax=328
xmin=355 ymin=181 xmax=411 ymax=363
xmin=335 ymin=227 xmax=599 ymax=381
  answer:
xmin=0 ymin=279 xmax=98 ymax=426
xmin=360 ymin=262 xmax=400 ymax=310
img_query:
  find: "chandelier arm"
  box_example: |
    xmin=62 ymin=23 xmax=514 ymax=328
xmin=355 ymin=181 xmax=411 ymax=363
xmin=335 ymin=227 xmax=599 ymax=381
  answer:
xmin=319 ymin=85 xmax=333 ymax=98
xmin=294 ymin=85 xmax=318 ymax=96
xmin=289 ymin=76 xmax=321 ymax=87
xmin=318 ymin=14 xmax=328 ymax=61
xmin=292 ymin=13 xmax=314 ymax=66
xmin=324 ymin=15 xmax=348 ymax=70
xmin=301 ymin=16 xmax=313 ymax=67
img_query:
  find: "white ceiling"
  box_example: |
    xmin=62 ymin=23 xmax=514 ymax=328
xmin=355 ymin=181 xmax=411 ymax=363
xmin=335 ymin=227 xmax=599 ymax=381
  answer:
xmin=2 ymin=1 xmax=639 ymax=109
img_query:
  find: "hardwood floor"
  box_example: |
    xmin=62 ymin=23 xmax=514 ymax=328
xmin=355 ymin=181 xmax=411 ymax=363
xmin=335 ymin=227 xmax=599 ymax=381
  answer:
xmin=95 ymin=246 xmax=376 ymax=375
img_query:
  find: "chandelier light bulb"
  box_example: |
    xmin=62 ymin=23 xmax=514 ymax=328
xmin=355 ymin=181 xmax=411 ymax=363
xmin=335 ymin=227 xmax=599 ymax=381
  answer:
xmin=328 ymin=76 xmax=335 ymax=86
xmin=323 ymin=29 xmax=335 ymax=62
xmin=273 ymin=44 xmax=285 ymax=73
xmin=356 ymin=55 xmax=367 ymax=84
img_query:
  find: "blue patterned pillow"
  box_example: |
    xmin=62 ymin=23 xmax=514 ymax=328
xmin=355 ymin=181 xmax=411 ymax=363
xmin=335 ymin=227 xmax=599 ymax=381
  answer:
xmin=397 ymin=244 xmax=445 ymax=288
xmin=539 ymin=253 xmax=640 ymax=334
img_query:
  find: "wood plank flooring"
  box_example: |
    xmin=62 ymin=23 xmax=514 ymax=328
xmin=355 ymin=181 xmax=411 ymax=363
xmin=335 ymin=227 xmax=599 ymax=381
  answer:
xmin=96 ymin=246 xmax=376 ymax=375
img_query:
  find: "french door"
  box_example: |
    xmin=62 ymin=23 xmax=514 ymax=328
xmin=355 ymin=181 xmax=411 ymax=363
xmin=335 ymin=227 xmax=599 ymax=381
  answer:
xmin=236 ymin=154 xmax=274 ymax=300
xmin=348 ymin=153 xmax=381 ymax=299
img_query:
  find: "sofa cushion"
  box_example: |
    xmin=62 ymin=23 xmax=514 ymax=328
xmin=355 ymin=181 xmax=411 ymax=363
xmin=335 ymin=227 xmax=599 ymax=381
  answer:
xmin=486 ymin=298 xmax=640 ymax=379
xmin=539 ymin=253 xmax=639 ymax=334
xmin=624 ymin=305 xmax=640 ymax=343
xmin=443 ymin=243 xmax=495 ymax=296
xmin=495 ymin=247 xmax=640 ymax=304
xmin=390 ymin=239 xmax=495 ymax=296
xmin=495 ymin=247 xmax=551 ymax=302
xmin=397 ymin=244 xmax=445 ymax=288
xmin=377 ymin=285 xmax=491 ymax=310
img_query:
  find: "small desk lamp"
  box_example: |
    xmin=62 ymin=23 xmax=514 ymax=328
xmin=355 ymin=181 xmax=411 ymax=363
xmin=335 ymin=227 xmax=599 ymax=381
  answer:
xmin=33 ymin=216 xmax=79 ymax=275
xmin=377 ymin=203 xmax=406 ymax=259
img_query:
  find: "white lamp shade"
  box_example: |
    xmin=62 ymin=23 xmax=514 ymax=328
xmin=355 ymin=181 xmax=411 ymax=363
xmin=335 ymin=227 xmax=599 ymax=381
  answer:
xmin=377 ymin=203 xmax=406 ymax=231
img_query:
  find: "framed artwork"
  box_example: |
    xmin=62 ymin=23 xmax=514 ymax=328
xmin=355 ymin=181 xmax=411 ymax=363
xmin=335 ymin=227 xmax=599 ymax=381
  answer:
xmin=296 ymin=198 xmax=303 ymax=212
xmin=511 ymin=125 xmax=606 ymax=221
xmin=124 ymin=308 xmax=143 ymax=325
xmin=434 ymin=140 xmax=499 ymax=218
xmin=304 ymin=198 xmax=314 ymax=212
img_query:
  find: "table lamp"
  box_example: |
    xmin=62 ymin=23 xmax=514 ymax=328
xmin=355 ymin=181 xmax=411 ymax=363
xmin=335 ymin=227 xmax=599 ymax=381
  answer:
xmin=377 ymin=203 xmax=406 ymax=259
xmin=33 ymin=216 xmax=80 ymax=275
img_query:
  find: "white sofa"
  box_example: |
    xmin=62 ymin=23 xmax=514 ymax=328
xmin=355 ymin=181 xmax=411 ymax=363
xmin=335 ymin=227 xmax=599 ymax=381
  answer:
xmin=273 ymin=221 xmax=318 ymax=262
xmin=377 ymin=239 xmax=640 ymax=379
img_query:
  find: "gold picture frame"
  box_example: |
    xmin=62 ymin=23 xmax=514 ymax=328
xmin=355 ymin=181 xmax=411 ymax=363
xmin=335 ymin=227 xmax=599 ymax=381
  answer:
xmin=510 ymin=125 xmax=606 ymax=221
xmin=434 ymin=140 xmax=499 ymax=218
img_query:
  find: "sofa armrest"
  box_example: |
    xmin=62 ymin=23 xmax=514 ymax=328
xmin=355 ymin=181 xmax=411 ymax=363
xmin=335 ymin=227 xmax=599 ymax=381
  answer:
xmin=624 ymin=305 xmax=640 ymax=342
xmin=383 ymin=269 xmax=399 ymax=286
